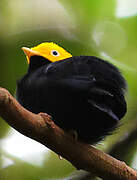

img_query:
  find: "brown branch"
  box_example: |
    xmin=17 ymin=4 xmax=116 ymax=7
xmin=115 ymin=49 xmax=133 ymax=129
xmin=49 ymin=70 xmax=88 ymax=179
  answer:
xmin=0 ymin=87 xmax=137 ymax=180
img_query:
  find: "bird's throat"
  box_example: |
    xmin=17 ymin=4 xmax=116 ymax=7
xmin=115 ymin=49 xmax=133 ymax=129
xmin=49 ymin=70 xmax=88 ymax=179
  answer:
xmin=28 ymin=55 xmax=50 ymax=73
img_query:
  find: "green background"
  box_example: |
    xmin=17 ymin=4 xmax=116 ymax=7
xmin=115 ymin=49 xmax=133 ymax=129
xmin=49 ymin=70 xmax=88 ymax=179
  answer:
xmin=0 ymin=0 xmax=137 ymax=179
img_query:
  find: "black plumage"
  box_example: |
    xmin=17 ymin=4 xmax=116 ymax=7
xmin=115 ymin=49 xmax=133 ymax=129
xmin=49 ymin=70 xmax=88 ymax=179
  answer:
xmin=16 ymin=55 xmax=127 ymax=144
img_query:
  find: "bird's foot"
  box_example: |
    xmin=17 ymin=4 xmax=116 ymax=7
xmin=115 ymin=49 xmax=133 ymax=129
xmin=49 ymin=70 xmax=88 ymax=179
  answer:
xmin=38 ymin=112 xmax=52 ymax=121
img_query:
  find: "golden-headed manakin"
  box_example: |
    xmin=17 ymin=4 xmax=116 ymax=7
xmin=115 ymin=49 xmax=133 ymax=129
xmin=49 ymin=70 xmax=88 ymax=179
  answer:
xmin=16 ymin=42 xmax=127 ymax=144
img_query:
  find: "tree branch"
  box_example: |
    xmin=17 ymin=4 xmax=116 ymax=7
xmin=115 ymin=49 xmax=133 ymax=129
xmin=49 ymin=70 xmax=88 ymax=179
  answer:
xmin=0 ymin=87 xmax=136 ymax=180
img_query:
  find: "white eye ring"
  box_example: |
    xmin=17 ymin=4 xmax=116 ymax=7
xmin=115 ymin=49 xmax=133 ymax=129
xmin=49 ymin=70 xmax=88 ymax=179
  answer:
xmin=51 ymin=50 xmax=60 ymax=57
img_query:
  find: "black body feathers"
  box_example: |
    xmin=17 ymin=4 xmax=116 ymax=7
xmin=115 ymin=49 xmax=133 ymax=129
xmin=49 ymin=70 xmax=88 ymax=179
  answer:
xmin=17 ymin=56 xmax=127 ymax=143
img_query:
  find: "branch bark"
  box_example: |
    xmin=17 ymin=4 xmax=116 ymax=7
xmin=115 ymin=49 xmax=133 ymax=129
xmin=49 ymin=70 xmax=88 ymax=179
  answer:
xmin=0 ymin=87 xmax=137 ymax=180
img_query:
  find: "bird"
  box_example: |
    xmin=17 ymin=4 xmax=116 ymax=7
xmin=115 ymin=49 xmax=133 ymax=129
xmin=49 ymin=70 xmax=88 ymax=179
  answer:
xmin=16 ymin=42 xmax=127 ymax=144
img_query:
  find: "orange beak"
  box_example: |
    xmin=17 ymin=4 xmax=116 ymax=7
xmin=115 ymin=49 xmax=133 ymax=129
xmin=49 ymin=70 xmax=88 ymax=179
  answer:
xmin=22 ymin=47 xmax=42 ymax=64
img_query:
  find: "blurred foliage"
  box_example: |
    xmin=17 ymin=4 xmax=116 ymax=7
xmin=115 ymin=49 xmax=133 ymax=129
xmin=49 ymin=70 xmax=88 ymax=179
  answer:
xmin=0 ymin=150 xmax=74 ymax=180
xmin=0 ymin=0 xmax=137 ymax=180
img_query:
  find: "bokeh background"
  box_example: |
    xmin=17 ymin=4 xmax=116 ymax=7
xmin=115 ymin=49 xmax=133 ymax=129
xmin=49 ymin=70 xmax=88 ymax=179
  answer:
xmin=0 ymin=0 xmax=137 ymax=179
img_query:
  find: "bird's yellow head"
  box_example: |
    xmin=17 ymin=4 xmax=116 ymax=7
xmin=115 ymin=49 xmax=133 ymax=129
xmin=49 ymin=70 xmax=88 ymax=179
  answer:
xmin=22 ymin=42 xmax=72 ymax=64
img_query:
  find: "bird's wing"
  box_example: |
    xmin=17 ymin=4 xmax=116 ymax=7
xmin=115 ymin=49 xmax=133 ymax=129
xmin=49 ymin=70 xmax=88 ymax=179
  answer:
xmin=88 ymin=86 xmax=119 ymax=121
xmin=56 ymin=75 xmax=119 ymax=121
xmin=44 ymin=56 xmax=126 ymax=121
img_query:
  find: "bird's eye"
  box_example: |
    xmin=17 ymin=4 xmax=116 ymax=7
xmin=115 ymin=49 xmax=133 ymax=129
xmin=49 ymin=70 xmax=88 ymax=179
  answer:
xmin=51 ymin=50 xmax=60 ymax=57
